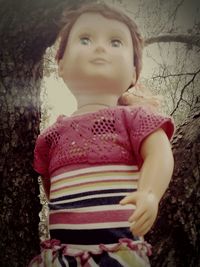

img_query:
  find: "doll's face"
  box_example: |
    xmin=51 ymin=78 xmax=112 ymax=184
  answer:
xmin=58 ymin=12 xmax=135 ymax=96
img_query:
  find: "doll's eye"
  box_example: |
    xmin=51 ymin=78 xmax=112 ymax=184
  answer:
xmin=111 ymin=39 xmax=123 ymax=47
xmin=80 ymin=37 xmax=91 ymax=45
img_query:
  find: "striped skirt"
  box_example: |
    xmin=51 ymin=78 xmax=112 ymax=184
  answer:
xmin=29 ymin=164 xmax=151 ymax=266
xmin=28 ymin=238 xmax=151 ymax=267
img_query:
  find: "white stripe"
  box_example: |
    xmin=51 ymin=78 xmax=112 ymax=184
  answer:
xmin=108 ymin=251 xmax=131 ymax=267
xmin=109 ymin=250 xmax=148 ymax=267
xmin=51 ymin=184 xmax=138 ymax=199
xmin=50 ymin=192 xmax=135 ymax=204
xmin=67 ymin=243 xmax=118 ymax=252
xmin=87 ymin=258 xmax=99 ymax=267
xmin=49 ymin=221 xmax=130 ymax=230
xmin=51 ymin=173 xmax=139 ymax=190
xmin=49 ymin=204 xmax=136 ymax=214
xmin=76 ymin=257 xmax=82 ymax=267
xmin=51 ymin=164 xmax=139 ymax=182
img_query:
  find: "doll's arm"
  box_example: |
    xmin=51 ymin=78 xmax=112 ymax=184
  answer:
xmin=138 ymin=127 xmax=174 ymax=200
xmin=120 ymin=128 xmax=174 ymax=236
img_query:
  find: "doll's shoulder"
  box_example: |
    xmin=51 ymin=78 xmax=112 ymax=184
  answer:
xmin=121 ymin=105 xmax=159 ymax=122
xmin=35 ymin=115 xmax=67 ymax=148
xmin=122 ymin=105 xmax=172 ymax=122
xmin=121 ymin=105 xmax=175 ymax=140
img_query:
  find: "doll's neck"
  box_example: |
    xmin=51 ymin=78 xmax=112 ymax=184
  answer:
xmin=78 ymin=103 xmax=111 ymax=109
xmin=73 ymin=94 xmax=119 ymax=116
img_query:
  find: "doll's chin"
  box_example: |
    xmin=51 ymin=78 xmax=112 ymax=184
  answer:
xmin=65 ymin=77 xmax=128 ymax=94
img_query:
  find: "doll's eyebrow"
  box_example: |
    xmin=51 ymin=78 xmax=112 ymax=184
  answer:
xmin=75 ymin=27 xmax=131 ymax=45
xmin=77 ymin=27 xmax=128 ymax=36
xmin=79 ymin=33 xmax=91 ymax=38
xmin=76 ymin=27 xmax=93 ymax=35
xmin=108 ymin=29 xmax=132 ymax=42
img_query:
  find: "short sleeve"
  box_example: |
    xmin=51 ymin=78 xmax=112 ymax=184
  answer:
xmin=33 ymin=115 xmax=64 ymax=178
xmin=33 ymin=132 xmax=50 ymax=178
xmin=125 ymin=106 xmax=175 ymax=167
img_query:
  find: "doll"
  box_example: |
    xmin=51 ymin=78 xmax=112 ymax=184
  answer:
xmin=29 ymin=3 xmax=175 ymax=267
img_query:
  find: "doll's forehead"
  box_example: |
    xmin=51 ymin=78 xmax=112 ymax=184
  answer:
xmin=69 ymin=12 xmax=132 ymax=40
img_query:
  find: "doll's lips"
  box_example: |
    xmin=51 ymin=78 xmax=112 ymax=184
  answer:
xmin=90 ymin=58 xmax=109 ymax=64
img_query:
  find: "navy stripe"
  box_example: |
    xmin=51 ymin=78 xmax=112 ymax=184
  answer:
xmin=49 ymin=195 xmax=127 ymax=210
xmin=58 ymin=250 xmax=68 ymax=267
xmin=99 ymin=252 xmax=123 ymax=267
xmin=64 ymin=255 xmax=77 ymax=267
xmin=50 ymin=228 xmax=138 ymax=245
xmin=50 ymin=188 xmax=135 ymax=203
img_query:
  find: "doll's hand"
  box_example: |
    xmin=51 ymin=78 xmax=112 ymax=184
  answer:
xmin=120 ymin=191 xmax=159 ymax=236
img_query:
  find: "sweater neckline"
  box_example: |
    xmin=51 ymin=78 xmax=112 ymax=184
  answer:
xmin=70 ymin=106 xmax=118 ymax=118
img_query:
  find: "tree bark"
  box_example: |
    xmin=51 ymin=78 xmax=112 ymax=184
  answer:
xmin=0 ymin=60 xmax=42 ymax=266
xmin=0 ymin=2 xmax=47 ymax=264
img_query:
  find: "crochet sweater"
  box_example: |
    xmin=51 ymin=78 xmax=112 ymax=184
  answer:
xmin=34 ymin=106 xmax=175 ymax=178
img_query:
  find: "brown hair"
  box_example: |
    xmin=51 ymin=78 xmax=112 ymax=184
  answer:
xmin=55 ymin=2 xmax=144 ymax=82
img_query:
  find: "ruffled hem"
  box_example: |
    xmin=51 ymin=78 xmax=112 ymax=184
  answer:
xmin=29 ymin=238 xmax=151 ymax=267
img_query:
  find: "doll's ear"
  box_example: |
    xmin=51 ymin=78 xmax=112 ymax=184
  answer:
xmin=58 ymin=59 xmax=64 ymax=77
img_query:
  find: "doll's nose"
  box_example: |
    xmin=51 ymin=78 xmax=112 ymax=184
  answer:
xmin=94 ymin=43 xmax=106 ymax=53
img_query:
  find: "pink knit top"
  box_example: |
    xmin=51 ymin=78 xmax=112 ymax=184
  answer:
xmin=34 ymin=106 xmax=175 ymax=179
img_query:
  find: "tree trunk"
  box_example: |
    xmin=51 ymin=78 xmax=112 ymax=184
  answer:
xmin=0 ymin=59 xmax=42 ymax=266
xmin=0 ymin=0 xmax=63 ymax=266
xmin=146 ymin=109 xmax=200 ymax=267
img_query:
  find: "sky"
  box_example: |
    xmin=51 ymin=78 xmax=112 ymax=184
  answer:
xmin=44 ymin=76 xmax=76 ymax=123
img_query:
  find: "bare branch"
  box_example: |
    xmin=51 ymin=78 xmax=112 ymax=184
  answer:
xmin=170 ymin=68 xmax=200 ymax=116
xmin=159 ymin=0 xmax=185 ymax=33
xmin=182 ymin=98 xmax=192 ymax=108
xmin=153 ymin=72 xmax=199 ymax=79
xmin=145 ymin=34 xmax=200 ymax=48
